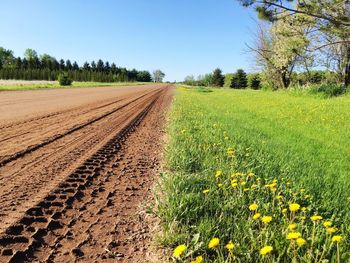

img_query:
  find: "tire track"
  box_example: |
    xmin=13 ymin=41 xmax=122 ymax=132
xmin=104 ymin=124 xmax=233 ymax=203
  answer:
xmin=0 ymin=87 xmax=170 ymax=263
xmin=0 ymin=89 xmax=159 ymax=168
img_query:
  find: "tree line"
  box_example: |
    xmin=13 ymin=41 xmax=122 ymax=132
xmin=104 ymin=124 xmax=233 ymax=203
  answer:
xmin=183 ymin=68 xmax=338 ymax=90
xmin=0 ymin=47 xmax=154 ymax=82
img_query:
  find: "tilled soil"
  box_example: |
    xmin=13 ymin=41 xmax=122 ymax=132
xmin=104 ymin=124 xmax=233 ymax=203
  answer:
xmin=0 ymin=84 xmax=173 ymax=262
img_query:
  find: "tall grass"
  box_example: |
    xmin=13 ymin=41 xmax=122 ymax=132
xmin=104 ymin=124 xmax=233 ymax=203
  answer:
xmin=155 ymin=86 xmax=350 ymax=262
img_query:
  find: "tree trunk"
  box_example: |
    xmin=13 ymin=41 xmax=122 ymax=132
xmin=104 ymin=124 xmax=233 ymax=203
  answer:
xmin=345 ymin=46 xmax=350 ymax=86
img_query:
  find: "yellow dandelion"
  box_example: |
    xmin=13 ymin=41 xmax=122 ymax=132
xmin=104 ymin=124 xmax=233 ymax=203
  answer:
xmin=260 ymin=245 xmax=273 ymax=256
xmin=190 ymin=256 xmax=203 ymax=263
xmin=323 ymin=221 xmax=332 ymax=227
xmin=203 ymin=189 xmax=210 ymax=194
xmin=332 ymin=235 xmax=343 ymax=242
xmin=326 ymin=228 xmax=337 ymax=234
xmin=249 ymin=204 xmax=258 ymax=211
xmin=287 ymin=232 xmax=301 ymax=240
xmin=231 ymin=182 xmax=238 ymax=188
xmin=241 ymin=181 xmax=247 ymax=186
xmin=215 ymin=170 xmax=222 ymax=177
xmin=301 ymin=207 xmax=307 ymax=212
xmin=261 ymin=216 xmax=272 ymax=224
xmin=218 ymin=183 xmax=223 ymax=188
xmin=173 ymin=244 xmax=187 ymax=258
xmin=251 ymin=184 xmax=258 ymax=189
xmin=208 ymin=238 xmax=220 ymax=249
xmin=301 ymin=216 xmax=306 ymax=220
xmin=253 ymin=213 xmax=261 ymax=220
xmin=288 ymin=223 xmax=297 ymax=230
xmin=311 ymin=215 xmax=323 ymax=221
xmin=225 ymin=241 xmax=235 ymax=250
xmin=289 ymin=203 xmax=300 ymax=212
xmin=248 ymin=172 xmax=255 ymax=177
xmin=296 ymin=238 xmax=306 ymax=247
xmin=277 ymin=195 xmax=283 ymax=199
xmin=282 ymin=208 xmax=287 ymax=214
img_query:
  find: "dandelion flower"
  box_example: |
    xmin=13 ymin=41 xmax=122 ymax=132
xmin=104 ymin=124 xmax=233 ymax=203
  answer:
xmin=249 ymin=204 xmax=258 ymax=211
xmin=288 ymin=223 xmax=297 ymax=230
xmin=253 ymin=213 xmax=261 ymax=220
xmin=282 ymin=208 xmax=287 ymax=214
xmin=287 ymin=232 xmax=301 ymax=240
xmin=326 ymin=228 xmax=337 ymax=233
xmin=190 ymin=256 xmax=203 ymax=263
xmin=173 ymin=244 xmax=187 ymax=258
xmin=277 ymin=195 xmax=283 ymax=199
xmin=261 ymin=216 xmax=272 ymax=224
xmin=203 ymin=189 xmax=210 ymax=194
xmin=301 ymin=207 xmax=307 ymax=212
xmin=218 ymin=183 xmax=223 ymax=188
xmin=260 ymin=245 xmax=273 ymax=256
xmin=332 ymin=235 xmax=343 ymax=242
xmin=311 ymin=215 xmax=323 ymax=221
xmin=289 ymin=203 xmax=300 ymax=212
xmin=323 ymin=221 xmax=332 ymax=227
xmin=208 ymin=238 xmax=220 ymax=249
xmin=225 ymin=241 xmax=235 ymax=250
xmin=215 ymin=170 xmax=222 ymax=177
xmin=296 ymin=238 xmax=306 ymax=247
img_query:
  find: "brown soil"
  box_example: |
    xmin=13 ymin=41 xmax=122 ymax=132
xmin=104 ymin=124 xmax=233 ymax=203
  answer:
xmin=0 ymin=84 xmax=173 ymax=262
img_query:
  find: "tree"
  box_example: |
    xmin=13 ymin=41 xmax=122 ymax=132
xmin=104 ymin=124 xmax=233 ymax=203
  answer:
xmin=66 ymin=59 xmax=72 ymax=70
xmin=72 ymin=61 xmax=79 ymax=70
xmin=0 ymin=47 xmax=15 ymax=69
xmin=248 ymin=73 xmax=261 ymax=89
xmin=91 ymin=61 xmax=97 ymax=71
xmin=231 ymin=69 xmax=248 ymax=89
xmin=24 ymin=48 xmax=38 ymax=62
xmin=239 ymin=0 xmax=350 ymax=86
xmin=137 ymin=71 xmax=152 ymax=82
xmin=59 ymin=59 xmax=65 ymax=70
xmin=211 ymin=68 xmax=224 ymax=87
xmin=96 ymin=59 xmax=104 ymax=72
xmin=238 ymin=0 xmax=350 ymax=27
xmin=83 ymin=62 xmax=90 ymax=71
xmin=153 ymin=70 xmax=165 ymax=82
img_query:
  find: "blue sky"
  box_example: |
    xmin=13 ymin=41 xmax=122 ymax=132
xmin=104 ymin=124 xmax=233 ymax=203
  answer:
xmin=0 ymin=0 xmax=258 ymax=81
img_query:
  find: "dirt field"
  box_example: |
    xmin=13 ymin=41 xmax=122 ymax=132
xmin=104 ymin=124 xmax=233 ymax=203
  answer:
xmin=0 ymin=84 xmax=173 ymax=262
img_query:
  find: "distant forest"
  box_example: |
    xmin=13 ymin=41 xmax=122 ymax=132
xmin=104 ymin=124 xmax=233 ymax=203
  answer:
xmin=0 ymin=47 xmax=152 ymax=82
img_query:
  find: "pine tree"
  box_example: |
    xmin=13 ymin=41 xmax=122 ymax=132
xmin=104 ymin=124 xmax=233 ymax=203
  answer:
xmin=66 ymin=60 xmax=73 ymax=70
xmin=96 ymin=59 xmax=104 ymax=72
xmin=212 ymin=68 xmax=224 ymax=87
xmin=231 ymin=69 xmax=248 ymax=89
xmin=72 ymin=61 xmax=79 ymax=71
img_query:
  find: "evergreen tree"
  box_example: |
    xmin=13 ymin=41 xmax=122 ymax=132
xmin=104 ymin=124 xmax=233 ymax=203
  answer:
xmin=66 ymin=59 xmax=73 ymax=70
xmin=59 ymin=59 xmax=65 ymax=70
xmin=105 ymin=61 xmax=110 ymax=72
xmin=231 ymin=69 xmax=248 ymax=89
xmin=248 ymin=73 xmax=261 ymax=89
xmin=96 ymin=59 xmax=104 ymax=71
xmin=110 ymin=63 xmax=117 ymax=74
xmin=91 ymin=61 xmax=97 ymax=71
xmin=83 ymin=62 xmax=90 ymax=71
xmin=72 ymin=61 xmax=79 ymax=70
xmin=211 ymin=68 xmax=224 ymax=87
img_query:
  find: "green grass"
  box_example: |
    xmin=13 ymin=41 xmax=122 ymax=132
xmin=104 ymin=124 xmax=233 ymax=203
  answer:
xmin=0 ymin=81 xmax=151 ymax=91
xmin=155 ymin=86 xmax=350 ymax=262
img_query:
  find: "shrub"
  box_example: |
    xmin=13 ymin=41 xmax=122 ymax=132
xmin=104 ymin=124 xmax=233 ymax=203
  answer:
xmin=58 ymin=73 xmax=73 ymax=86
xmin=308 ymin=84 xmax=348 ymax=98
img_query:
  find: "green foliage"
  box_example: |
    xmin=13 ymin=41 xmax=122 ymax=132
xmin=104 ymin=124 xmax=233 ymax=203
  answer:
xmin=308 ymin=84 xmax=348 ymax=98
xmin=247 ymin=73 xmax=261 ymax=89
xmin=58 ymin=73 xmax=73 ymax=86
xmin=153 ymin=69 xmax=166 ymax=82
xmin=157 ymin=87 xmax=350 ymax=262
xmin=0 ymin=46 xmax=153 ymax=83
xmin=224 ymin=74 xmax=234 ymax=88
xmin=230 ymin=69 xmax=247 ymax=89
xmin=211 ymin=68 xmax=224 ymax=87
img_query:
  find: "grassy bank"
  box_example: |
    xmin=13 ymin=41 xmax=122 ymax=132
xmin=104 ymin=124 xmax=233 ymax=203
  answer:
xmin=0 ymin=81 xmax=151 ymax=91
xmin=156 ymin=86 xmax=350 ymax=262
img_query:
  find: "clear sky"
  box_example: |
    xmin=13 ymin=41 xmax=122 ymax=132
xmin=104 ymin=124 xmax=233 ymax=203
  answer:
xmin=0 ymin=0 xmax=258 ymax=82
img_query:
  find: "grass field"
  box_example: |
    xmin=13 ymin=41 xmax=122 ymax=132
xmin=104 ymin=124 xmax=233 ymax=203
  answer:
xmin=0 ymin=81 xmax=151 ymax=91
xmin=156 ymin=86 xmax=350 ymax=262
